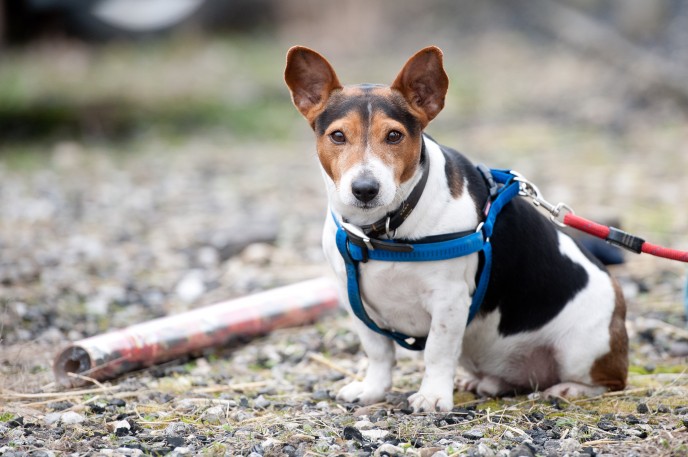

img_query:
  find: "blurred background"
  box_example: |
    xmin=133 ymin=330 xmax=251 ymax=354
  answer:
xmin=1 ymin=0 xmax=687 ymax=388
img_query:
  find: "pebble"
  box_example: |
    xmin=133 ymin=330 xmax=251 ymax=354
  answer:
xmin=60 ymin=411 xmax=85 ymax=425
xmin=354 ymin=420 xmax=375 ymax=430
xmin=201 ymin=405 xmax=227 ymax=425
xmin=508 ymin=444 xmax=535 ymax=457
xmin=558 ymin=438 xmax=581 ymax=454
xmin=463 ymin=429 xmax=484 ymax=440
xmin=253 ymin=394 xmax=271 ymax=409
xmin=361 ymin=429 xmax=389 ymax=441
xmin=43 ymin=412 xmax=63 ymax=426
xmin=374 ymin=443 xmax=407 ymax=457
xmin=175 ymin=270 xmax=206 ymax=303
xmin=113 ymin=419 xmax=132 ymax=436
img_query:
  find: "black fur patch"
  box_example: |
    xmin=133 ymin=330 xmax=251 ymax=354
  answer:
xmin=314 ymin=88 xmax=421 ymax=137
xmin=441 ymin=145 xmax=599 ymax=336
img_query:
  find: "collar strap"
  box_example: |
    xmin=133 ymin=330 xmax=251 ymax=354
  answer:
xmin=354 ymin=141 xmax=429 ymax=238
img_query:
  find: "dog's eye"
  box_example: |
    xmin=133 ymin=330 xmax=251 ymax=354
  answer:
xmin=386 ymin=130 xmax=403 ymax=144
xmin=329 ymin=130 xmax=346 ymax=145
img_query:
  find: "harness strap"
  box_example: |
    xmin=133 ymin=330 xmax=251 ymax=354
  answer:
xmin=333 ymin=166 xmax=521 ymax=351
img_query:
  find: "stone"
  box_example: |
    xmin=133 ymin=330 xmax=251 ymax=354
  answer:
xmin=508 ymin=444 xmax=535 ymax=457
xmin=463 ymin=429 xmax=484 ymax=440
xmin=113 ymin=419 xmax=132 ymax=437
xmin=361 ymin=429 xmax=389 ymax=441
xmin=374 ymin=443 xmax=406 ymax=457
xmin=201 ymin=405 xmax=226 ymax=425
xmin=60 ymin=412 xmax=85 ymax=425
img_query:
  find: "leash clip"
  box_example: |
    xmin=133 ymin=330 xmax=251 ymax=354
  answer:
xmin=514 ymin=174 xmax=575 ymax=228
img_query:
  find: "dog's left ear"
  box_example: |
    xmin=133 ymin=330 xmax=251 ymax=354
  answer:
xmin=391 ymin=46 xmax=449 ymax=127
xmin=285 ymin=46 xmax=342 ymax=124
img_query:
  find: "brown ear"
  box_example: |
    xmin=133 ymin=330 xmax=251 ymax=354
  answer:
xmin=284 ymin=46 xmax=342 ymax=123
xmin=391 ymin=46 xmax=449 ymax=127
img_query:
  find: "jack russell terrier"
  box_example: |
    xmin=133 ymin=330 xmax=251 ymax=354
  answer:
xmin=284 ymin=45 xmax=628 ymax=412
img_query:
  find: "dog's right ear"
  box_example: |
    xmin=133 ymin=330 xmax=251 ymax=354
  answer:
xmin=285 ymin=46 xmax=342 ymax=124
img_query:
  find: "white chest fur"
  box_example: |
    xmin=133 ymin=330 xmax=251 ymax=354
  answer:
xmin=322 ymin=138 xmax=481 ymax=337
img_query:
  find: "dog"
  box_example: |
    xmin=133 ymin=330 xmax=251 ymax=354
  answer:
xmin=284 ymin=45 xmax=628 ymax=412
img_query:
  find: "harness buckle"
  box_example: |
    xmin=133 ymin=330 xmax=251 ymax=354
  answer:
xmin=341 ymin=222 xmax=375 ymax=251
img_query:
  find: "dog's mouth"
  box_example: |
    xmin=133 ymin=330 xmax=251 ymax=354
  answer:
xmin=351 ymin=201 xmax=380 ymax=210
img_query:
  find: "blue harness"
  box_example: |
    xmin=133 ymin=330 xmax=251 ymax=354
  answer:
xmin=333 ymin=167 xmax=521 ymax=351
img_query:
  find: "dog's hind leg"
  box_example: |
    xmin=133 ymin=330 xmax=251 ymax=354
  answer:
xmin=543 ymin=382 xmax=608 ymax=399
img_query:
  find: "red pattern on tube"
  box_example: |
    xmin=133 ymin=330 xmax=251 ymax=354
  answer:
xmin=53 ymin=277 xmax=340 ymax=387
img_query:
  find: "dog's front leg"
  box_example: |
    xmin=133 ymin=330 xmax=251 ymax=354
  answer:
xmin=408 ymin=284 xmax=470 ymax=412
xmin=337 ymin=317 xmax=396 ymax=405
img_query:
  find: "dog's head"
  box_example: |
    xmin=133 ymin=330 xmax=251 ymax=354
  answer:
xmin=285 ymin=46 xmax=448 ymax=219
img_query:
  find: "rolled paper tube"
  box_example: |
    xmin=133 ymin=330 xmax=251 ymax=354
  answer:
xmin=53 ymin=277 xmax=340 ymax=387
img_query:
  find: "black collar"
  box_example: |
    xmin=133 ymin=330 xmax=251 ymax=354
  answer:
xmin=353 ymin=142 xmax=429 ymax=238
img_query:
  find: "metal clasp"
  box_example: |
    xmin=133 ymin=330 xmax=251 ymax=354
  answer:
xmin=341 ymin=222 xmax=375 ymax=251
xmin=513 ymin=174 xmax=575 ymax=228
xmin=385 ymin=217 xmax=397 ymax=239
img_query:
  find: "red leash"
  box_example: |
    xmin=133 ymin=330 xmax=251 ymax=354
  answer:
xmin=563 ymin=213 xmax=688 ymax=263
xmin=512 ymin=172 xmax=688 ymax=263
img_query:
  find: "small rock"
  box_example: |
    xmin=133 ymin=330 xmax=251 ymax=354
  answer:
xmin=281 ymin=444 xmax=298 ymax=457
xmin=374 ymin=443 xmax=406 ymax=457
xmin=508 ymin=444 xmax=535 ymax=457
xmin=626 ymin=428 xmax=648 ymax=439
xmin=361 ymin=429 xmax=389 ymax=441
xmin=60 ymin=411 xmax=85 ymax=425
xmin=597 ymin=420 xmax=617 ymax=431
xmin=113 ymin=419 xmax=132 ymax=437
xmin=253 ymin=395 xmax=271 ymax=409
xmin=164 ymin=422 xmax=193 ymax=436
xmin=43 ymin=412 xmax=63 ymax=426
xmin=7 ymin=416 xmax=24 ymax=428
xmin=636 ymin=403 xmax=649 ymax=414
xmin=478 ymin=443 xmax=496 ymax=457
xmin=168 ymin=447 xmax=192 ymax=456
xmin=559 ymin=438 xmax=581 ymax=454
xmin=315 ymin=400 xmax=330 ymax=410
xmin=656 ymin=404 xmax=670 ymax=414
xmin=175 ymin=270 xmax=205 ymax=303
xmin=312 ymin=389 xmax=330 ymax=401
xmin=625 ymin=414 xmax=640 ymax=425
xmin=166 ymin=436 xmax=185 ymax=447
xmin=430 ymin=452 xmax=449 ymax=457
xmin=354 ymin=420 xmax=375 ymax=430
xmin=201 ymin=405 xmax=226 ymax=425
xmin=463 ymin=429 xmax=484 ymax=440
xmin=342 ymin=426 xmax=365 ymax=442
xmin=48 ymin=401 xmax=73 ymax=411
xmin=419 ymin=448 xmax=443 ymax=457
xmin=109 ymin=398 xmax=127 ymax=407
xmin=668 ymin=341 xmax=688 ymax=357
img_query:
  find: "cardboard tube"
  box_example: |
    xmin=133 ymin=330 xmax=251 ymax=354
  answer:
xmin=53 ymin=277 xmax=340 ymax=387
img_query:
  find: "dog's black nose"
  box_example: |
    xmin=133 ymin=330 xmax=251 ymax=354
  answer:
xmin=351 ymin=177 xmax=380 ymax=203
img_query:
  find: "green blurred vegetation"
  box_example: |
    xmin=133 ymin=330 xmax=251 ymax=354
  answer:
xmin=0 ymin=37 xmax=299 ymax=144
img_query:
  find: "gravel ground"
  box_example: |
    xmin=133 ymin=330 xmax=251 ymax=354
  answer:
xmin=2 ymin=35 xmax=688 ymax=456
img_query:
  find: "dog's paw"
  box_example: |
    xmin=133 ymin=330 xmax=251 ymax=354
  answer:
xmin=543 ymin=382 xmax=608 ymax=399
xmin=458 ymin=375 xmax=511 ymax=397
xmin=336 ymin=381 xmax=387 ymax=405
xmin=408 ymin=390 xmax=453 ymax=413
xmin=457 ymin=376 xmax=480 ymax=393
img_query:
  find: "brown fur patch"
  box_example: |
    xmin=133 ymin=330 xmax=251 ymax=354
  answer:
xmin=314 ymin=85 xmax=422 ymax=186
xmin=590 ymin=278 xmax=628 ymax=391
